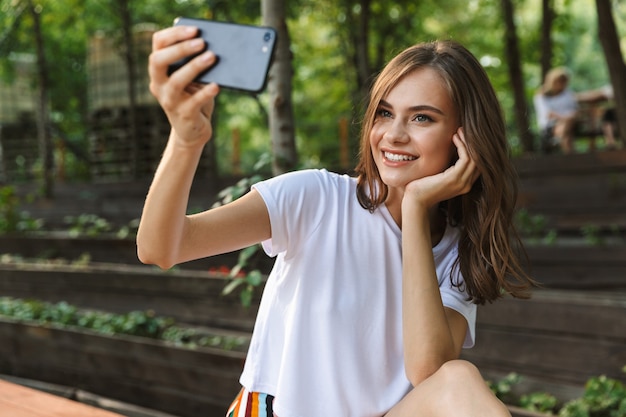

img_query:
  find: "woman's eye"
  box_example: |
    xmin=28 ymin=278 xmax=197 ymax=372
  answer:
xmin=376 ymin=109 xmax=392 ymax=118
xmin=414 ymin=114 xmax=433 ymax=123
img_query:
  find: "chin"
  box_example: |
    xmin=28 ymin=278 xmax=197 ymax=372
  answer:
xmin=379 ymin=174 xmax=413 ymax=190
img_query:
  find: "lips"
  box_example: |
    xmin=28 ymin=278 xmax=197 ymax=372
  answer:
xmin=383 ymin=151 xmax=417 ymax=162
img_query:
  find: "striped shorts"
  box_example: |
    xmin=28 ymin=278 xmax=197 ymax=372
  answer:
xmin=226 ymin=387 xmax=275 ymax=417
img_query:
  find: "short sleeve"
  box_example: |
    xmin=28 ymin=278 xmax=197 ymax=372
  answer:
xmin=252 ymin=169 xmax=329 ymax=257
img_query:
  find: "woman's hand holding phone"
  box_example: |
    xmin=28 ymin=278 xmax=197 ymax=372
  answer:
xmin=148 ymin=25 xmax=220 ymax=149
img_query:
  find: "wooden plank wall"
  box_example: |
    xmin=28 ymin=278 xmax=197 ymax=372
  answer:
xmin=0 ymin=320 xmax=244 ymax=417
xmin=462 ymin=289 xmax=626 ymax=390
xmin=515 ymin=150 xmax=626 ymax=234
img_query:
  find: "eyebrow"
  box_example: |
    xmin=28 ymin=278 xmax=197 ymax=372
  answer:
xmin=379 ymin=99 xmax=445 ymax=116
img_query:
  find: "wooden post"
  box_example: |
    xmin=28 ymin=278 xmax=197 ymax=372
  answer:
xmin=339 ymin=117 xmax=349 ymax=170
xmin=57 ymin=139 xmax=65 ymax=181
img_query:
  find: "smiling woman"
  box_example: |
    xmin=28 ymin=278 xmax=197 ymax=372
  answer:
xmin=368 ymin=68 xmax=459 ymax=201
xmin=138 ymin=30 xmax=535 ymax=417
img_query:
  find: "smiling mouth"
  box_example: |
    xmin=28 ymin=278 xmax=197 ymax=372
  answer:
xmin=383 ymin=151 xmax=417 ymax=162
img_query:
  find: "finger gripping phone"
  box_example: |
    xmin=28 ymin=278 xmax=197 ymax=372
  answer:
xmin=168 ymin=17 xmax=277 ymax=93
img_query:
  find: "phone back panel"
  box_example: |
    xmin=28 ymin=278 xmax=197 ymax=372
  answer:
xmin=171 ymin=18 xmax=277 ymax=93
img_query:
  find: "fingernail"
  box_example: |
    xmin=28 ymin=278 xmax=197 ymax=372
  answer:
xmin=199 ymin=51 xmax=214 ymax=62
xmin=190 ymin=38 xmax=204 ymax=48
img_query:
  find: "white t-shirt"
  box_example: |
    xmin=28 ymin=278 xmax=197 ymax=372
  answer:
xmin=533 ymin=88 xmax=579 ymax=130
xmin=240 ymin=169 xmax=476 ymax=417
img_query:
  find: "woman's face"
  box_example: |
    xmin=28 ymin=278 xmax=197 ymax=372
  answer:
xmin=369 ymin=67 xmax=459 ymax=192
xmin=552 ymin=75 xmax=568 ymax=94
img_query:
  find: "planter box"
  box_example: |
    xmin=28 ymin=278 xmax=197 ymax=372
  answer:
xmin=0 ymin=234 xmax=274 ymax=273
xmin=0 ymin=318 xmax=553 ymax=417
xmin=0 ymin=263 xmax=260 ymax=331
xmin=0 ymin=318 xmax=244 ymax=417
xmin=2 ymin=263 xmax=625 ymax=390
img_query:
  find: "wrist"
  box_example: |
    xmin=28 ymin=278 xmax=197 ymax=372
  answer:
xmin=168 ymin=130 xmax=208 ymax=154
xmin=160 ymin=133 xmax=206 ymax=168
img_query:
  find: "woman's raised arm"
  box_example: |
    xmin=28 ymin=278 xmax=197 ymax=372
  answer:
xmin=136 ymin=26 xmax=271 ymax=269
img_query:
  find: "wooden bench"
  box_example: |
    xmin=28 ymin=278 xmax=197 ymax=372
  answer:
xmin=540 ymin=90 xmax=615 ymax=153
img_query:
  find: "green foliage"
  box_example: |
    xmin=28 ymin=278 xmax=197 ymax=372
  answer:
xmin=116 ymin=218 xmax=140 ymax=239
xmin=520 ymin=391 xmax=559 ymax=414
xmin=488 ymin=371 xmax=626 ymax=417
xmin=221 ymin=246 xmax=264 ymax=308
xmin=0 ymin=297 xmax=170 ymax=338
xmin=0 ymin=186 xmax=44 ymax=234
xmin=488 ymin=372 xmax=522 ymax=404
xmin=211 ymin=175 xmax=264 ymax=208
xmin=62 ymin=214 xmax=138 ymax=238
xmin=516 ymin=208 xmax=547 ymax=236
xmin=63 ymin=214 xmax=112 ymax=237
xmin=1 ymin=0 xmax=623 ymax=177
xmin=515 ymin=208 xmax=557 ymax=243
xmin=559 ymin=376 xmax=626 ymax=417
xmin=161 ymin=325 xmax=247 ymax=351
xmin=581 ymin=224 xmax=604 ymax=246
xmin=0 ymin=297 xmax=246 ymax=351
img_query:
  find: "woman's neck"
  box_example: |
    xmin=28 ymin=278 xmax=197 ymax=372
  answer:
xmin=385 ymin=191 xmax=447 ymax=247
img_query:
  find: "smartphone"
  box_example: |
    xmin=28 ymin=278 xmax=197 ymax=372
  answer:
xmin=168 ymin=17 xmax=277 ymax=93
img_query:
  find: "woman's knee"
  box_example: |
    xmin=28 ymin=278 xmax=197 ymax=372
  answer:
xmin=429 ymin=360 xmax=511 ymax=416
xmin=436 ymin=359 xmax=483 ymax=385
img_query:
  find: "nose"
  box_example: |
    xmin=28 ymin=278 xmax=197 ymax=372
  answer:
xmin=383 ymin=119 xmax=410 ymax=143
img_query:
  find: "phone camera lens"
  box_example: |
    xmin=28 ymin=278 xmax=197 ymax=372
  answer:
xmin=264 ymin=32 xmax=272 ymax=42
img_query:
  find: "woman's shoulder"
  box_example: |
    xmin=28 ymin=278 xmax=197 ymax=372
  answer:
xmin=259 ymin=168 xmax=356 ymax=191
xmin=283 ymin=168 xmax=353 ymax=181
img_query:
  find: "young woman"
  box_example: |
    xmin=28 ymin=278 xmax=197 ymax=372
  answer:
xmin=138 ymin=25 xmax=535 ymax=417
xmin=533 ymin=67 xmax=580 ymax=153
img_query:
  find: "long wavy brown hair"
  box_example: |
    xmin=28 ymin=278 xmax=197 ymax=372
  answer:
xmin=354 ymin=40 xmax=536 ymax=305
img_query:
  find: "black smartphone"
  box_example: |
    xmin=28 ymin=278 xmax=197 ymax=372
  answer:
xmin=168 ymin=17 xmax=277 ymax=93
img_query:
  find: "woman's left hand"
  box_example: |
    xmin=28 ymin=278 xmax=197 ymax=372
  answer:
xmin=403 ymin=128 xmax=480 ymax=210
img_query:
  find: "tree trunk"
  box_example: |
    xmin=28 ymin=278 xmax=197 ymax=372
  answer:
xmin=595 ymin=0 xmax=626 ymax=142
xmin=0 ymin=127 xmax=5 ymax=183
xmin=501 ymin=0 xmax=534 ymax=153
xmin=540 ymin=0 xmax=554 ymax=80
xmin=117 ymin=0 xmax=139 ymax=179
xmin=30 ymin=1 xmax=54 ymax=198
xmin=262 ymin=0 xmax=297 ymax=175
xmin=354 ymin=0 xmax=371 ymax=96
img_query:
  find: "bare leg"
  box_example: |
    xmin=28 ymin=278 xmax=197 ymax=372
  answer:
xmin=554 ymin=116 xmax=577 ymax=154
xmin=385 ymin=360 xmax=511 ymax=417
xmin=603 ymin=122 xmax=617 ymax=149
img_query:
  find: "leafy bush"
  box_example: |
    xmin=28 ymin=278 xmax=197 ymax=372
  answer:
xmin=488 ymin=372 xmax=522 ymax=405
xmin=520 ymin=391 xmax=559 ymax=414
xmin=558 ymin=375 xmax=626 ymax=417
xmin=63 ymin=214 xmax=112 ymax=237
xmin=0 ymin=186 xmax=44 ymax=233
xmin=489 ymin=372 xmax=626 ymax=416
xmin=221 ymin=245 xmax=264 ymax=308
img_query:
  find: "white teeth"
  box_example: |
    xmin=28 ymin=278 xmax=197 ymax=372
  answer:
xmin=384 ymin=151 xmax=417 ymax=162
